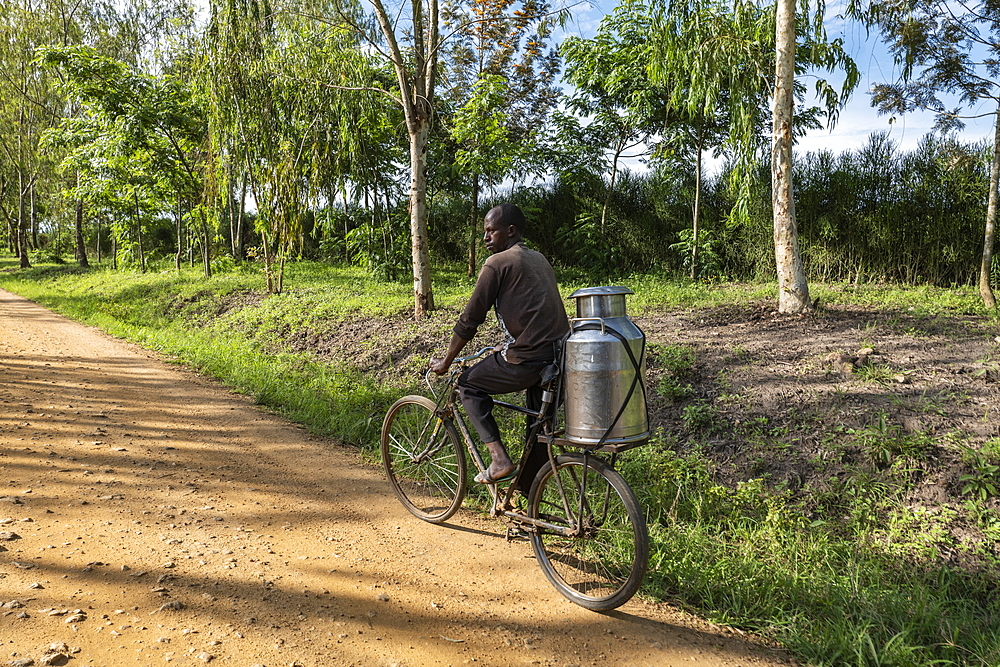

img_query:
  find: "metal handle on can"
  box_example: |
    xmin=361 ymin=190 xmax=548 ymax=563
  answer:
xmin=570 ymin=317 xmax=607 ymax=335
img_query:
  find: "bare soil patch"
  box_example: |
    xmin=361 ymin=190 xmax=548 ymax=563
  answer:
xmin=636 ymin=301 xmax=1000 ymax=566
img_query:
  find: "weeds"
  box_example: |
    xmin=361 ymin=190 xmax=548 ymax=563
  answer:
xmin=851 ymin=412 xmax=934 ymax=467
xmin=650 ymin=343 xmax=696 ymax=401
xmin=855 ymin=362 xmax=898 ymax=385
xmin=681 ymin=400 xmax=722 ymax=433
xmin=959 ymin=445 xmax=1000 ymax=501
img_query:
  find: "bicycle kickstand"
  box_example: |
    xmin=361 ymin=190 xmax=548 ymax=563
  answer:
xmin=504 ymin=523 xmax=530 ymax=542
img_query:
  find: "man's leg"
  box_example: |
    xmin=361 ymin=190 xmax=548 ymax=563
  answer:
xmin=458 ymin=353 xmax=544 ymax=481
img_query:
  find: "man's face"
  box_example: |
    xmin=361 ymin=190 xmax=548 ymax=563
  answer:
xmin=483 ymin=213 xmax=516 ymax=254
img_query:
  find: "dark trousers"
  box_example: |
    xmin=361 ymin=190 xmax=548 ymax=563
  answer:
xmin=458 ymin=353 xmax=549 ymax=494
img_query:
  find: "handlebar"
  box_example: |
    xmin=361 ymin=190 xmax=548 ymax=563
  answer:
xmin=424 ymin=347 xmax=495 ymax=397
xmin=458 ymin=347 xmax=495 ymax=363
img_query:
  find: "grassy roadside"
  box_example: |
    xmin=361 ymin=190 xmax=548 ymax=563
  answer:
xmin=2 ymin=256 xmax=999 ymax=667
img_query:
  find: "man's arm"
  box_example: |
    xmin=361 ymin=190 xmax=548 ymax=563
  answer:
xmin=429 ymin=332 xmax=470 ymax=375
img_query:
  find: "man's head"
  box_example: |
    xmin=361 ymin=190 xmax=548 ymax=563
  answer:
xmin=483 ymin=203 xmax=525 ymax=254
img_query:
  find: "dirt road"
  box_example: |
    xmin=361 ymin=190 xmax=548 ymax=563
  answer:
xmin=0 ymin=288 xmax=792 ymax=667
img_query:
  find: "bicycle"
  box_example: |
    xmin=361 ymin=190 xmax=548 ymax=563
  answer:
xmin=380 ymin=346 xmax=649 ymax=611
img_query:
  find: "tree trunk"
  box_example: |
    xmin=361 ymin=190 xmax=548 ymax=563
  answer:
xmin=468 ymin=172 xmax=479 ymax=277
xmin=246 ymin=167 xmax=278 ymax=293
xmin=370 ymin=0 xmax=438 ymax=319
xmin=601 ymin=143 xmax=624 ymax=232
xmin=176 ymin=201 xmax=183 ymax=271
xmin=17 ymin=171 xmax=31 ymax=268
xmin=772 ymin=0 xmax=810 ymax=314
xmin=201 ymin=211 xmax=212 ymax=278
xmin=691 ymin=125 xmax=703 ymax=280
xmin=75 ymin=198 xmax=89 ymax=268
xmin=5 ymin=215 xmax=14 ymax=253
xmin=408 ymin=119 xmax=435 ymax=318
xmin=237 ymin=178 xmax=247 ymax=261
xmin=134 ymin=190 xmax=147 ymax=273
xmin=228 ymin=171 xmax=238 ymax=259
xmin=30 ymin=181 xmax=38 ymax=250
xmin=980 ymin=104 xmax=999 ymax=309
xmin=0 ymin=198 xmax=16 ymax=253
xmin=261 ymin=228 xmax=276 ymax=293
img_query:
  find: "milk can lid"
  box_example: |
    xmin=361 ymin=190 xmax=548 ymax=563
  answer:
xmin=569 ymin=286 xmax=634 ymax=299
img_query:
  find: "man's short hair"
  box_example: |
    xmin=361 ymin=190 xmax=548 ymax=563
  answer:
xmin=489 ymin=203 xmax=526 ymax=232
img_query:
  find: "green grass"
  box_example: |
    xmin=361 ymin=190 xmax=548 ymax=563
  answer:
xmin=3 ymin=256 xmax=1000 ymax=666
xmin=650 ymin=342 xmax=697 ymax=402
xmin=619 ymin=443 xmax=1000 ymax=667
xmin=814 ymin=282 xmax=993 ymax=318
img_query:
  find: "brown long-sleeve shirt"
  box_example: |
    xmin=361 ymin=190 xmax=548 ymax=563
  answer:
xmin=454 ymin=242 xmax=569 ymax=364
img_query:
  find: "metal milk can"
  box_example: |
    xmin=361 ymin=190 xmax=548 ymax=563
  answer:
xmin=564 ymin=286 xmax=649 ymax=446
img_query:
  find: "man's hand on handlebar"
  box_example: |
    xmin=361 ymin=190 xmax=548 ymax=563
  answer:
xmin=430 ymin=333 xmax=472 ymax=376
xmin=428 ymin=357 xmax=451 ymax=375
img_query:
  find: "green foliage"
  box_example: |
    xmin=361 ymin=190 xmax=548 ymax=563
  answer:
xmin=650 ymin=0 xmax=859 ymax=216
xmin=850 ymin=412 xmax=934 ymax=467
xmin=345 ymin=210 xmax=410 ymax=282
xmin=794 ymin=134 xmax=988 ymax=286
xmin=38 ymin=44 xmax=208 ymax=275
xmin=667 ymin=228 xmax=723 ymax=281
xmin=651 ymin=342 xmax=696 ymax=401
xmin=30 ymin=246 xmax=66 ymax=264
xmin=681 ymin=400 xmax=721 ymax=433
xmin=959 ymin=445 xmax=1000 ymax=501
xmin=854 ymin=362 xmax=897 ymax=385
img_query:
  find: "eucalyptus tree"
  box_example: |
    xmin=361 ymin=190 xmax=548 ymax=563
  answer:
xmin=771 ymin=0 xmax=807 ymax=311
xmin=373 ymin=0 xmax=437 ymax=315
xmin=207 ymin=0 xmax=383 ymax=291
xmin=851 ymin=0 xmax=1000 ymax=307
xmin=208 ymin=0 xmax=315 ymax=291
xmin=304 ymin=0 xmax=443 ymax=315
xmin=279 ymin=6 xmax=407 ymax=274
xmin=652 ymin=0 xmax=857 ymax=311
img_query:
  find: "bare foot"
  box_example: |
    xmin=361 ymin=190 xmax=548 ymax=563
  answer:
xmin=475 ymin=464 xmax=517 ymax=484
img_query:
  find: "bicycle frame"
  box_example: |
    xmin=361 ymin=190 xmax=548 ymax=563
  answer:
xmin=425 ymin=347 xmax=605 ymax=539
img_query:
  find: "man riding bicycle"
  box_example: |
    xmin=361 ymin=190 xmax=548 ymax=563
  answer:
xmin=429 ymin=203 xmax=569 ymax=493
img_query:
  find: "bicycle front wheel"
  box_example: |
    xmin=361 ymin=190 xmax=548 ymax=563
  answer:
xmin=527 ymin=453 xmax=648 ymax=611
xmin=381 ymin=396 xmax=467 ymax=523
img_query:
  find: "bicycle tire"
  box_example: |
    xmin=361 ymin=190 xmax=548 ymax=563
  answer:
xmin=527 ymin=453 xmax=648 ymax=611
xmin=381 ymin=396 xmax=467 ymax=523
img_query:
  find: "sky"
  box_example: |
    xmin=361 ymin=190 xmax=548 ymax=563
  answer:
xmin=561 ymin=0 xmax=996 ymax=162
xmin=798 ymin=12 xmax=996 ymax=155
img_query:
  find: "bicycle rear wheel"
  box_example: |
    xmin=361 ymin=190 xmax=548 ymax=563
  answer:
xmin=381 ymin=396 xmax=467 ymax=523
xmin=527 ymin=453 xmax=648 ymax=611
